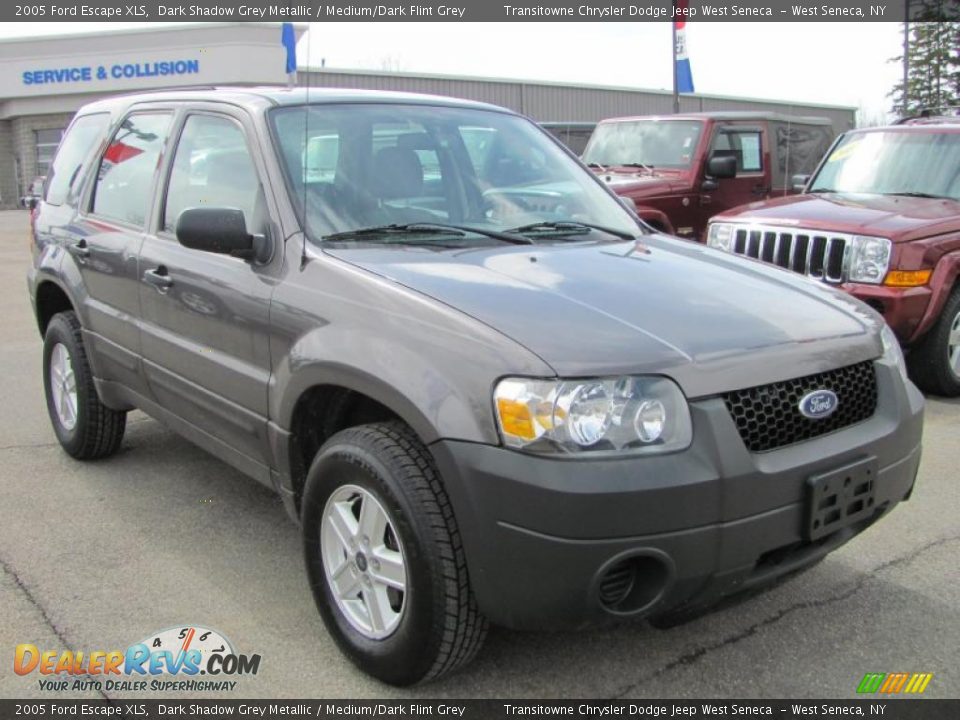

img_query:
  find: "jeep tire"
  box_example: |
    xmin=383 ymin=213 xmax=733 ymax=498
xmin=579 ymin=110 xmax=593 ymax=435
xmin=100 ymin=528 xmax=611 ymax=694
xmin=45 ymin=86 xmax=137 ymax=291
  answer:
xmin=908 ymin=286 xmax=960 ymax=397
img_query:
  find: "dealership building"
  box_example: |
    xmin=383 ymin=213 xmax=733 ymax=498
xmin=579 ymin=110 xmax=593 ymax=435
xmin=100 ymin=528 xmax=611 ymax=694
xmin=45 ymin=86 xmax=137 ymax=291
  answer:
xmin=0 ymin=22 xmax=856 ymax=209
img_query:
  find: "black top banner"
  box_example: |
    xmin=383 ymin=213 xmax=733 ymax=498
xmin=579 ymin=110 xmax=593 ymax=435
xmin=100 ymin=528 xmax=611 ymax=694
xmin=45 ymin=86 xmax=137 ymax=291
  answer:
xmin=5 ymin=0 xmax=960 ymax=22
xmin=1 ymin=700 xmax=958 ymax=720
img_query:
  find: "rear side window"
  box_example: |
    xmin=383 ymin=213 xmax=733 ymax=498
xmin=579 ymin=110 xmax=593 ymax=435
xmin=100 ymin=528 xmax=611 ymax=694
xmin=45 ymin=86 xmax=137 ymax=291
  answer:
xmin=45 ymin=114 xmax=109 ymax=207
xmin=162 ymin=114 xmax=261 ymax=234
xmin=92 ymin=113 xmax=172 ymax=227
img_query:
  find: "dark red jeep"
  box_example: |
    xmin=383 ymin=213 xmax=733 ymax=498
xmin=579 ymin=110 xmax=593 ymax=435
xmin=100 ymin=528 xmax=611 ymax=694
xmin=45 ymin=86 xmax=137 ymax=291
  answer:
xmin=707 ymin=118 xmax=960 ymax=396
xmin=583 ymin=112 xmax=835 ymax=241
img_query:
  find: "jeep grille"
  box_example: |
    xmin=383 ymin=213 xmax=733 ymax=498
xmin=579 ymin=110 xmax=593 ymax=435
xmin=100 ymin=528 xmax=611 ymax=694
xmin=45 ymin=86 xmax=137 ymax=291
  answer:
xmin=722 ymin=361 xmax=878 ymax=453
xmin=730 ymin=225 xmax=852 ymax=283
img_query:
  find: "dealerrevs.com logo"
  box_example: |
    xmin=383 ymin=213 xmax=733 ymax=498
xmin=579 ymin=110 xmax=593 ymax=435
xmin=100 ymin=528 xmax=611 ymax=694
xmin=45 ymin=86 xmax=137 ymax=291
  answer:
xmin=14 ymin=626 xmax=260 ymax=693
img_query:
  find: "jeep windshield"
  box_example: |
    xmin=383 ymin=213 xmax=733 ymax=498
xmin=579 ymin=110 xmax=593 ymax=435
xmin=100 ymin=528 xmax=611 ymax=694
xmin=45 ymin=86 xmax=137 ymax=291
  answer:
xmin=269 ymin=104 xmax=641 ymax=245
xmin=808 ymin=129 xmax=960 ymax=201
xmin=581 ymin=119 xmax=704 ymax=170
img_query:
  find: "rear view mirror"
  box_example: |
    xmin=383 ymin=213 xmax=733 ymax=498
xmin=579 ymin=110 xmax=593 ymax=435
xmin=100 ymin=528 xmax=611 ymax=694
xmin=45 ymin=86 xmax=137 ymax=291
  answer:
xmin=792 ymin=174 xmax=811 ymax=193
xmin=176 ymin=207 xmax=270 ymax=263
xmin=706 ymin=155 xmax=738 ymax=179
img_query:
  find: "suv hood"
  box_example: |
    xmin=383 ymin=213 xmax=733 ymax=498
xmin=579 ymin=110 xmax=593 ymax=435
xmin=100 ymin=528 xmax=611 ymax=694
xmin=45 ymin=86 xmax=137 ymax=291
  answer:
xmin=716 ymin=193 xmax=960 ymax=243
xmin=324 ymin=237 xmax=881 ymax=396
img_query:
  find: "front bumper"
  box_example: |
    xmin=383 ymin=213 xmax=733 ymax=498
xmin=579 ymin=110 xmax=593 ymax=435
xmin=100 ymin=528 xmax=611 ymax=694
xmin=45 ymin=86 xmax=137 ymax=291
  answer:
xmin=429 ymin=362 xmax=924 ymax=630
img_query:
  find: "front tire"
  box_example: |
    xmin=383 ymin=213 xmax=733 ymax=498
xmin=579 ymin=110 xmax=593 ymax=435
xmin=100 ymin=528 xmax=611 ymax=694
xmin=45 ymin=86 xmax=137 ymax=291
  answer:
xmin=908 ymin=287 xmax=960 ymax=397
xmin=302 ymin=422 xmax=487 ymax=685
xmin=42 ymin=311 xmax=126 ymax=459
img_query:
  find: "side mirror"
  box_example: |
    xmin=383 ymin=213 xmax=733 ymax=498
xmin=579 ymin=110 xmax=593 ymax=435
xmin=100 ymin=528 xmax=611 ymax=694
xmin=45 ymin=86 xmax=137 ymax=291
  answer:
xmin=176 ymin=207 xmax=270 ymax=263
xmin=618 ymin=196 xmax=638 ymax=212
xmin=706 ymin=155 xmax=738 ymax=179
xmin=791 ymin=174 xmax=811 ymax=193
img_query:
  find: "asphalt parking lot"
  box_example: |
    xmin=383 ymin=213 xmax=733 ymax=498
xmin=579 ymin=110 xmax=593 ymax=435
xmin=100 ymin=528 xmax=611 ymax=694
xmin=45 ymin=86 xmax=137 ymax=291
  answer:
xmin=0 ymin=208 xmax=957 ymax=700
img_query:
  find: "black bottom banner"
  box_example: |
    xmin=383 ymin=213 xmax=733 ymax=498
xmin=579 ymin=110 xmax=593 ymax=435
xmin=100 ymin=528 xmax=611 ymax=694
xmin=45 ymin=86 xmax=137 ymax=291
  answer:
xmin=0 ymin=700 xmax=956 ymax=720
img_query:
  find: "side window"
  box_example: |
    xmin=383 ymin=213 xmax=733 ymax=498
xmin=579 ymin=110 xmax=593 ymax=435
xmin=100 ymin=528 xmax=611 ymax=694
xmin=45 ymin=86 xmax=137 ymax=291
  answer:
xmin=738 ymin=133 xmax=762 ymax=172
xmin=163 ymin=115 xmax=260 ymax=234
xmin=45 ymin=113 xmax=109 ymax=206
xmin=92 ymin=113 xmax=172 ymax=226
xmin=711 ymin=129 xmax=763 ymax=173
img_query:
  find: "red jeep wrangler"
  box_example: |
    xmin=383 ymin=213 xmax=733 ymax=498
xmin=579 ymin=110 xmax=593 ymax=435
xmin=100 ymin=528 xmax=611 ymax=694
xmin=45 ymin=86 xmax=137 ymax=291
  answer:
xmin=583 ymin=112 xmax=835 ymax=241
xmin=707 ymin=117 xmax=960 ymax=396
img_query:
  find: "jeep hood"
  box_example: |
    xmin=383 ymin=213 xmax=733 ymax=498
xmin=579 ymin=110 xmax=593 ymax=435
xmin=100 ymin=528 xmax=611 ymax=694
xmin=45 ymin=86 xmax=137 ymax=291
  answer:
xmin=716 ymin=193 xmax=960 ymax=243
xmin=594 ymin=170 xmax=685 ymax=198
xmin=323 ymin=237 xmax=881 ymax=396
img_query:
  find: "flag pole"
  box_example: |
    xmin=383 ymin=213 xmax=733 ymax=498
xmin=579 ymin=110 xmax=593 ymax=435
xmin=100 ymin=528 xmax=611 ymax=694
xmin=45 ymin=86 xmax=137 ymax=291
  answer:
xmin=672 ymin=14 xmax=680 ymax=114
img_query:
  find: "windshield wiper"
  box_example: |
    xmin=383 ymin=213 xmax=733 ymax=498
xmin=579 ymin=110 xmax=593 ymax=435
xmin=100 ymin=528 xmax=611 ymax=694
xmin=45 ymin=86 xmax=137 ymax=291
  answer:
xmin=323 ymin=222 xmax=533 ymax=245
xmin=505 ymin=221 xmax=636 ymax=241
xmin=586 ymin=161 xmax=608 ymax=172
xmin=885 ymin=191 xmax=952 ymax=200
xmin=622 ymin=162 xmax=655 ymax=171
xmin=808 ymin=187 xmax=839 ymax=194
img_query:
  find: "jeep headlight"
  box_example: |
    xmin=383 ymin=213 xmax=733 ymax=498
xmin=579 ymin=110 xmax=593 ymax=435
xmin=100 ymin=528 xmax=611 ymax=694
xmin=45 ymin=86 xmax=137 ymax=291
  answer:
xmin=707 ymin=222 xmax=735 ymax=252
xmin=494 ymin=376 xmax=692 ymax=456
xmin=880 ymin=325 xmax=909 ymax=386
xmin=849 ymin=236 xmax=892 ymax=284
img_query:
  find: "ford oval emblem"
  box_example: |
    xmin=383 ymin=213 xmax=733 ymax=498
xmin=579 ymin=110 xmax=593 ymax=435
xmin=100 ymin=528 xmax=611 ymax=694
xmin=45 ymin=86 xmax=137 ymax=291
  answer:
xmin=799 ymin=389 xmax=839 ymax=420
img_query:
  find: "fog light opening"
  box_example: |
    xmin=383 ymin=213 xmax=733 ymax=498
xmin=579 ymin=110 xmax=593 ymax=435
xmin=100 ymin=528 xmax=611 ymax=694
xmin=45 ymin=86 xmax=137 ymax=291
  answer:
xmin=597 ymin=554 xmax=671 ymax=614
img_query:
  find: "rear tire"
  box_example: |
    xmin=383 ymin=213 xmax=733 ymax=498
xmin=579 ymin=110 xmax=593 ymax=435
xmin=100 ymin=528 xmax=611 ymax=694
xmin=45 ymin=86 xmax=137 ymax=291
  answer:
xmin=42 ymin=311 xmax=126 ymax=459
xmin=907 ymin=287 xmax=960 ymax=397
xmin=301 ymin=421 xmax=487 ymax=685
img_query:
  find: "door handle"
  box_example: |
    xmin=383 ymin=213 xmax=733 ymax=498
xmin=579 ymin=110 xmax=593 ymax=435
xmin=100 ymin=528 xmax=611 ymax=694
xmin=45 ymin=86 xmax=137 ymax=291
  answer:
xmin=143 ymin=266 xmax=173 ymax=292
xmin=68 ymin=240 xmax=90 ymax=261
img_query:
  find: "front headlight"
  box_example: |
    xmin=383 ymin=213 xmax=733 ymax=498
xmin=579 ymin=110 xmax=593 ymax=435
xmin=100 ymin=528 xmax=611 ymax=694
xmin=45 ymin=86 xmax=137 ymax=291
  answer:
xmin=849 ymin=235 xmax=892 ymax=284
xmin=707 ymin=222 xmax=735 ymax=252
xmin=494 ymin=376 xmax=692 ymax=456
xmin=880 ymin=325 xmax=909 ymax=386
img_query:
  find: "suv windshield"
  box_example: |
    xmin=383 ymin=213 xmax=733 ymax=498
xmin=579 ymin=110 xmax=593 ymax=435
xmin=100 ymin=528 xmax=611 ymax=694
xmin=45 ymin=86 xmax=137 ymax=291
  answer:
xmin=582 ymin=119 xmax=703 ymax=169
xmin=269 ymin=104 xmax=640 ymax=244
xmin=809 ymin=130 xmax=960 ymax=201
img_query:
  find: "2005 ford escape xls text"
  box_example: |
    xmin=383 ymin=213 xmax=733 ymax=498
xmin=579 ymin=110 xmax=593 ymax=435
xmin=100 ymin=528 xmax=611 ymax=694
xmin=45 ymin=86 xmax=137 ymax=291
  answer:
xmin=28 ymin=88 xmax=923 ymax=686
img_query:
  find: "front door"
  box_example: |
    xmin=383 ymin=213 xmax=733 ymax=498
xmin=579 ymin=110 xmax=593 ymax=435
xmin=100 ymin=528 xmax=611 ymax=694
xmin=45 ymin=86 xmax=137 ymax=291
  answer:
xmin=696 ymin=124 xmax=768 ymax=239
xmin=138 ymin=110 xmax=279 ymax=471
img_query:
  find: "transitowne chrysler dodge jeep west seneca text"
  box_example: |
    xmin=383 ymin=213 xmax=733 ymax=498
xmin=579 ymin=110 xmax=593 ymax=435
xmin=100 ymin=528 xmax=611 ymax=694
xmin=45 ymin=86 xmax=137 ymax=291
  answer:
xmin=27 ymin=88 xmax=924 ymax=685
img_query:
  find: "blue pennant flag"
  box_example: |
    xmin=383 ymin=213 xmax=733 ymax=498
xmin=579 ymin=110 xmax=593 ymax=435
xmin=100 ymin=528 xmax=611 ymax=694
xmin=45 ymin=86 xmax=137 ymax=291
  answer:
xmin=674 ymin=1 xmax=695 ymax=93
xmin=281 ymin=23 xmax=297 ymax=75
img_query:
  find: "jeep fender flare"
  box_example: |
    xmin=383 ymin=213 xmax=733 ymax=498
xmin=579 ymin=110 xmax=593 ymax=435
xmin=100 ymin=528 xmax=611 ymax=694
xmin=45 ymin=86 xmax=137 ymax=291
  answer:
xmin=913 ymin=250 xmax=960 ymax=341
xmin=633 ymin=205 xmax=675 ymax=235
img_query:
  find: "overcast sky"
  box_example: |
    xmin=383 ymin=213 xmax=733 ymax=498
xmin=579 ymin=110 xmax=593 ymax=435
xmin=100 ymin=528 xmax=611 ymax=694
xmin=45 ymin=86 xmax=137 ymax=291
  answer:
xmin=2 ymin=22 xmax=903 ymax=122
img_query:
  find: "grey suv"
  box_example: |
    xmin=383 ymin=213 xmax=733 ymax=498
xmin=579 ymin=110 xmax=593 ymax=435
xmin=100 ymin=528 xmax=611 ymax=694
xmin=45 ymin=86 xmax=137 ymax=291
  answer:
xmin=28 ymin=88 xmax=924 ymax=685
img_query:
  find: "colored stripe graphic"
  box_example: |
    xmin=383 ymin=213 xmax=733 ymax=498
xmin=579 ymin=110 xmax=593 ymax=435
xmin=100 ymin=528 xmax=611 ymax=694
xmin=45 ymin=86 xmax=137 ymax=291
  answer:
xmin=859 ymin=672 xmax=933 ymax=694
xmin=857 ymin=673 xmax=885 ymax=693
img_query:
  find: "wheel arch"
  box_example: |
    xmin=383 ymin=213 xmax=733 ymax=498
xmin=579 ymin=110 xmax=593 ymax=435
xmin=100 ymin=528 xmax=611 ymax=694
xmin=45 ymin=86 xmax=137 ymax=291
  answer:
xmin=277 ymin=363 xmax=453 ymax=511
xmin=911 ymin=250 xmax=960 ymax=342
xmin=34 ymin=279 xmax=77 ymax=337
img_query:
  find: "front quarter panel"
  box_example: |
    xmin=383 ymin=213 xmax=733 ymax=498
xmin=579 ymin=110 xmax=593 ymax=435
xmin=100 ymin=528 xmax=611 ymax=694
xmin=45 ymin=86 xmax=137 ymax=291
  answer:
xmin=269 ymin=243 xmax=555 ymax=445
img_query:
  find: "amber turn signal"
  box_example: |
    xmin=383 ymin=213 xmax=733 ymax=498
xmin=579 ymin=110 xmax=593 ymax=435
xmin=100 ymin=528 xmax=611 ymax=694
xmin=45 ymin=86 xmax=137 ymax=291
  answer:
xmin=884 ymin=270 xmax=932 ymax=287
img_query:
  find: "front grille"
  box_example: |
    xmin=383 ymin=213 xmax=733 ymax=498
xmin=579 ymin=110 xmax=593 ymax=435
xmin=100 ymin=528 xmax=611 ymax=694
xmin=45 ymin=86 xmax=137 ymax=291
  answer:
xmin=731 ymin=225 xmax=852 ymax=283
xmin=723 ymin=361 xmax=878 ymax=453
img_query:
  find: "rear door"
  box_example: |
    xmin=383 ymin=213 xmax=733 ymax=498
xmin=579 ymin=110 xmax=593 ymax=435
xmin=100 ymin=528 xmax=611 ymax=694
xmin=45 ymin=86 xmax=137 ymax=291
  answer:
xmin=137 ymin=107 xmax=280 ymax=472
xmin=74 ymin=110 xmax=174 ymax=397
